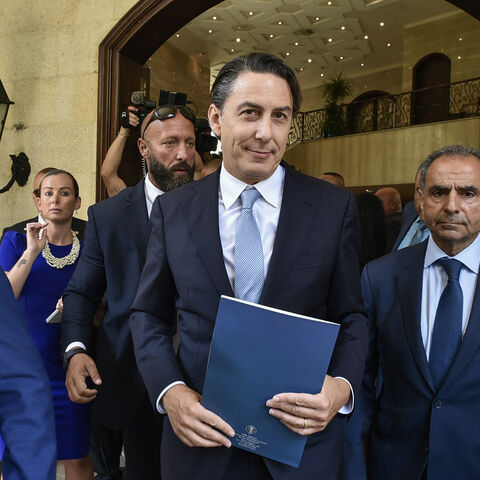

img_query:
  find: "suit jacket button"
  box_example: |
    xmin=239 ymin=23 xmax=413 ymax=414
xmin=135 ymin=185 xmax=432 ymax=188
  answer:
xmin=433 ymin=399 xmax=442 ymax=408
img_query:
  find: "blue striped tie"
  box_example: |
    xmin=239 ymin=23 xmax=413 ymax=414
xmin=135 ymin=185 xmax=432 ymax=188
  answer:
xmin=234 ymin=188 xmax=264 ymax=303
xmin=429 ymin=258 xmax=463 ymax=388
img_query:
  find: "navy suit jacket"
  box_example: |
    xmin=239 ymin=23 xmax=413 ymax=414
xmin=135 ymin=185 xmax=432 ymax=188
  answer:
xmin=353 ymin=242 xmax=480 ymax=479
xmin=130 ymin=164 xmax=368 ymax=480
xmin=62 ymin=180 xmax=150 ymax=428
xmin=0 ymin=270 xmax=57 ymax=480
xmin=391 ymin=201 xmax=418 ymax=251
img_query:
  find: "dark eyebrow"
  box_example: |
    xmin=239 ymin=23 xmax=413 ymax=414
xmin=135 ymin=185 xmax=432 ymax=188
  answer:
xmin=237 ymin=101 xmax=292 ymax=113
xmin=457 ymin=185 xmax=480 ymax=193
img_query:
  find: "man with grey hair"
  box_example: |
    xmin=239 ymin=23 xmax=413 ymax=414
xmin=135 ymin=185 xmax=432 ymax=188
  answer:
xmin=130 ymin=52 xmax=367 ymax=480
xmin=351 ymin=145 xmax=480 ymax=479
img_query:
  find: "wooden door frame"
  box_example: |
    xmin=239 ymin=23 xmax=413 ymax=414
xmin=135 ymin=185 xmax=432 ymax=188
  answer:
xmin=96 ymin=0 xmax=221 ymax=200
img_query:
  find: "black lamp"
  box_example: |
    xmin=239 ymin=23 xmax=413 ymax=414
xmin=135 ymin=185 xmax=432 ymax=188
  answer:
xmin=0 ymin=79 xmax=30 ymax=194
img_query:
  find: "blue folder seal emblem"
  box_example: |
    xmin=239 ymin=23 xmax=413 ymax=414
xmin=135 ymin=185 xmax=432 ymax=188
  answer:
xmin=245 ymin=425 xmax=257 ymax=435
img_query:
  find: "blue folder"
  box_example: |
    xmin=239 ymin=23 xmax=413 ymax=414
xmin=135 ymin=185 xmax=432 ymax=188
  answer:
xmin=202 ymin=296 xmax=340 ymax=468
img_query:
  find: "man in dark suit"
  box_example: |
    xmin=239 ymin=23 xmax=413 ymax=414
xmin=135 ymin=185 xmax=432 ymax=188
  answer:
xmin=1 ymin=167 xmax=86 ymax=242
xmin=392 ymin=166 xmax=430 ymax=251
xmin=130 ymin=52 xmax=368 ymax=480
xmin=61 ymin=102 xmax=196 ymax=479
xmin=354 ymin=145 xmax=480 ymax=479
xmin=0 ymin=270 xmax=57 ymax=480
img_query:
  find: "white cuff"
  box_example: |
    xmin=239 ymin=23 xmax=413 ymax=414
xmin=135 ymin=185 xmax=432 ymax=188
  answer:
xmin=335 ymin=376 xmax=354 ymax=415
xmin=65 ymin=342 xmax=86 ymax=352
xmin=156 ymin=381 xmax=186 ymax=414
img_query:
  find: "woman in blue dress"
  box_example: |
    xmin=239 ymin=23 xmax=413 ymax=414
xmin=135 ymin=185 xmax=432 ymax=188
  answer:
xmin=0 ymin=169 xmax=93 ymax=479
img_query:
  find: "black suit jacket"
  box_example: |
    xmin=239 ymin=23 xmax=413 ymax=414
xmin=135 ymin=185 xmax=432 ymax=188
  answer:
xmin=2 ymin=216 xmax=87 ymax=242
xmin=130 ymin=164 xmax=368 ymax=480
xmin=62 ymin=180 xmax=150 ymax=428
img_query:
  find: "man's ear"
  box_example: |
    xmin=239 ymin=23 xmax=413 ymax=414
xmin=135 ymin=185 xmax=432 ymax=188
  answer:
xmin=137 ymin=137 xmax=149 ymax=158
xmin=208 ymin=104 xmax=221 ymax=139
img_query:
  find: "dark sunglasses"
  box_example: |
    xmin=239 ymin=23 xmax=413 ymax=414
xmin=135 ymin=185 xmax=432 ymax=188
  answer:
xmin=141 ymin=105 xmax=196 ymax=139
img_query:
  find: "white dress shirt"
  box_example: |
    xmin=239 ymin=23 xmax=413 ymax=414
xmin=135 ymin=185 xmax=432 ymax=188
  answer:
xmin=157 ymin=164 xmax=354 ymax=414
xmin=421 ymin=234 xmax=480 ymax=359
xmin=65 ymin=175 xmax=163 ymax=354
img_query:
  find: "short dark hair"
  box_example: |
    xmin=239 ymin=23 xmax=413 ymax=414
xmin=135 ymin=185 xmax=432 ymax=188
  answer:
xmin=39 ymin=169 xmax=80 ymax=198
xmin=419 ymin=145 xmax=480 ymax=191
xmin=322 ymin=172 xmax=344 ymax=182
xmin=210 ymin=52 xmax=302 ymax=114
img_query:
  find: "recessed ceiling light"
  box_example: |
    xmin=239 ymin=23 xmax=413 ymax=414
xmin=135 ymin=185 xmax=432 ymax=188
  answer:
xmin=340 ymin=56 xmax=344 ymax=60
xmin=269 ymin=34 xmax=274 ymax=38
xmin=300 ymin=67 xmax=304 ymax=71
xmin=231 ymin=48 xmax=235 ymax=52
xmin=294 ymin=41 xmax=299 ymax=46
xmin=236 ymin=38 xmax=241 ymax=42
xmin=321 ymin=73 xmax=324 ymax=77
xmin=327 ymin=1 xmax=332 ymax=5
xmin=286 ymin=52 xmax=290 ymax=56
xmin=387 ymin=43 xmax=391 ymax=47
xmin=328 ymin=38 xmax=333 ymax=42
xmin=458 ymin=55 xmax=462 ymax=59
xmin=208 ymin=29 xmax=213 ymax=34
xmin=364 ymin=35 xmax=368 ymax=40
xmin=361 ymin=63 xmax=365 ymax=67
xmin=380 ymin=22 xmax=384 ymax=27
xmin=315 ymin=17 xmax=320 ymax=21
xmin=278 ymin=21 xmax=282 ymax=25
xmin=341 ymin=26 xmax=346 ymax=30
xmin=176 ymin=34 xmax=180 ymax=37
xmin=308 ymin=58 xmax=312 ymax=63
xmin=249 ymin=11 xmax=254 ymax=16
xmin=459 ymin=37 xmax=463 ymax=41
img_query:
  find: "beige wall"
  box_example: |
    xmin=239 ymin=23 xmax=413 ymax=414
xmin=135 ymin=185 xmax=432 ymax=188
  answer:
xmin=149 ymin=43 xmax=211 ymax=117
xmin=284 ymin=117 xmax=480 ymax=186
xmin=0 ymin=0 xmax=137 ymax=231
xmin=402 ymin=11 xmax=480 ymax=90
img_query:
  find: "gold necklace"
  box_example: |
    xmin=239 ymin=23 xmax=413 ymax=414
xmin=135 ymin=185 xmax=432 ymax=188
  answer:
xmin=42 ymin=230 xmax=80 ymax=269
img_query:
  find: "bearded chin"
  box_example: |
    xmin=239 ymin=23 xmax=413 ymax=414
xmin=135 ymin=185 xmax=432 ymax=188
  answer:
xmin=149 ymin=159 xmax=194 ymax=192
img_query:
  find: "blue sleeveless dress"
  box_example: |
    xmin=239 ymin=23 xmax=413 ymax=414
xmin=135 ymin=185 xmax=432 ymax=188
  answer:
xmin=0 ymin=231 xmax=90 ymax=460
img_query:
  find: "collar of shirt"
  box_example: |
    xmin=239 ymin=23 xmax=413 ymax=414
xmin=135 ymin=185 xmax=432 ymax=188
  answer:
xmin=219 ymin=163 xmax=284 ymax=209
xmin=144 ymin=175 xmax=164 ymax=218
xmin=424 ymin=233 xmax=480 ymax=274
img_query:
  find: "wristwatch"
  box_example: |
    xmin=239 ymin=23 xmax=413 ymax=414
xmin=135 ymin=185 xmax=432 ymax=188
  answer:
xmin=63 ymin=346 xmax=86 ymax=370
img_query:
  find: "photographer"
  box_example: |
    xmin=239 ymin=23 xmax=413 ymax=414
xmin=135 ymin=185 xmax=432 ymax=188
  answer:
xmin=100 ymin=106 xmax=139 ymax=197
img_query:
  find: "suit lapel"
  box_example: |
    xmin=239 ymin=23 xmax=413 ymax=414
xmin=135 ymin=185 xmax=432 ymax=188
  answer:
xmin=441 ymin=274 xmax=480 ymax=390
xmin=125 ymin=180 xmax=150 ymax=266
xmin=260 ymin=164 xmax=316 ymax=304
xmin=398 ymin=242 xmax=435 ymax=391
xmin=185 ymin=172 xmax=233 ymax=297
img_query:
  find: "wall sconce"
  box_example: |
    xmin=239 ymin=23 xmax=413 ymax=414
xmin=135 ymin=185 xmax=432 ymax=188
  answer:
xmin=0 ymin=79 xmax=30 ymax=194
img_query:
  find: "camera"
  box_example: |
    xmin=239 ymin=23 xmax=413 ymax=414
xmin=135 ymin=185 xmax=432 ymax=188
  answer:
xmin=195 ymin=117 xmax=218 ymax=154
xmin=120 ymin=91 xmax=156 ymax=130
xmin=120 ymin=89 xmax=189 ymax=130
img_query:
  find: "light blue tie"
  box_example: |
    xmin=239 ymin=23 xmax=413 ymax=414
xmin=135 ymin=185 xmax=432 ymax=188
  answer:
xmin=234 ymin=188 xmax=264 ymax=303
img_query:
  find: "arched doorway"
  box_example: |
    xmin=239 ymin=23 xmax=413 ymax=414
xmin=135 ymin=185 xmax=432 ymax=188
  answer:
xmin=96 ymin=0 xmax=221 ymax=200
xmin=411 ymin=52 xmax=451 ymax=126
xmin=347 ymin=90 xmax=391 ymax=133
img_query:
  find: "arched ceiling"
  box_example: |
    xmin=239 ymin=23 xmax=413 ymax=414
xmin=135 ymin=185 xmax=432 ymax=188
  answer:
xmin=163 ymin=0 xmax=461 ymax=90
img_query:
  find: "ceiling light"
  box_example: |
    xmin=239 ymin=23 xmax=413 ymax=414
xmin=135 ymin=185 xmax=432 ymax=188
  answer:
xmin=364 ymin=35 xmax=368 ymax=40
xmin=327 ymin=1 xmax=332 ymax=5
xmin=278 ymin=21 xmax=282 ymax=25
xmin=341 ymin=26 xmax=346 ymax=30
xmin=208 ymin=29 xmax=213 ymax=34
xmin=294 ymin=41 xmax=299 ymax=46
xmin=458 ymin=55 xmax=462 ymax=59
xmin=361 ymin=63 xmax=365 ymax=67
xmin=236 ymin=38 xmax=241 ymax=42
xmin=269 ymin=34 xmax=274 ymax=38
xmin=387 ymin=43 xmax=391 ymax=47
xmin=212 ymin=16 xmax=217 ymax=20
xmin=340 ymin=56 xmax=344 ymax=60
xmin=328 ymin=38 xmax=333 ymax=42
xmin=315 ymin=17 xmax=320 ymax=21
xmin=249 ymin=11 xmax=254 ymax=16
xmin=286 ymin=52 xmax=290 ymax=56
xmin=321 ymin=73 xmax=324 ymax=77
xmin=380 ymin=22 xmax=384 ymax=27
xmin=231 ymin=48 xmax=235 ymax=52
xmin=459 ymin=37 xmax=463 ymax=41
xmin=300 ymin=67 xmax=304 ymax=71
xmin=176 ymin=34 xmax=180 ymax=37
xmin=308 ymin=58 xmax=312 ymax=63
